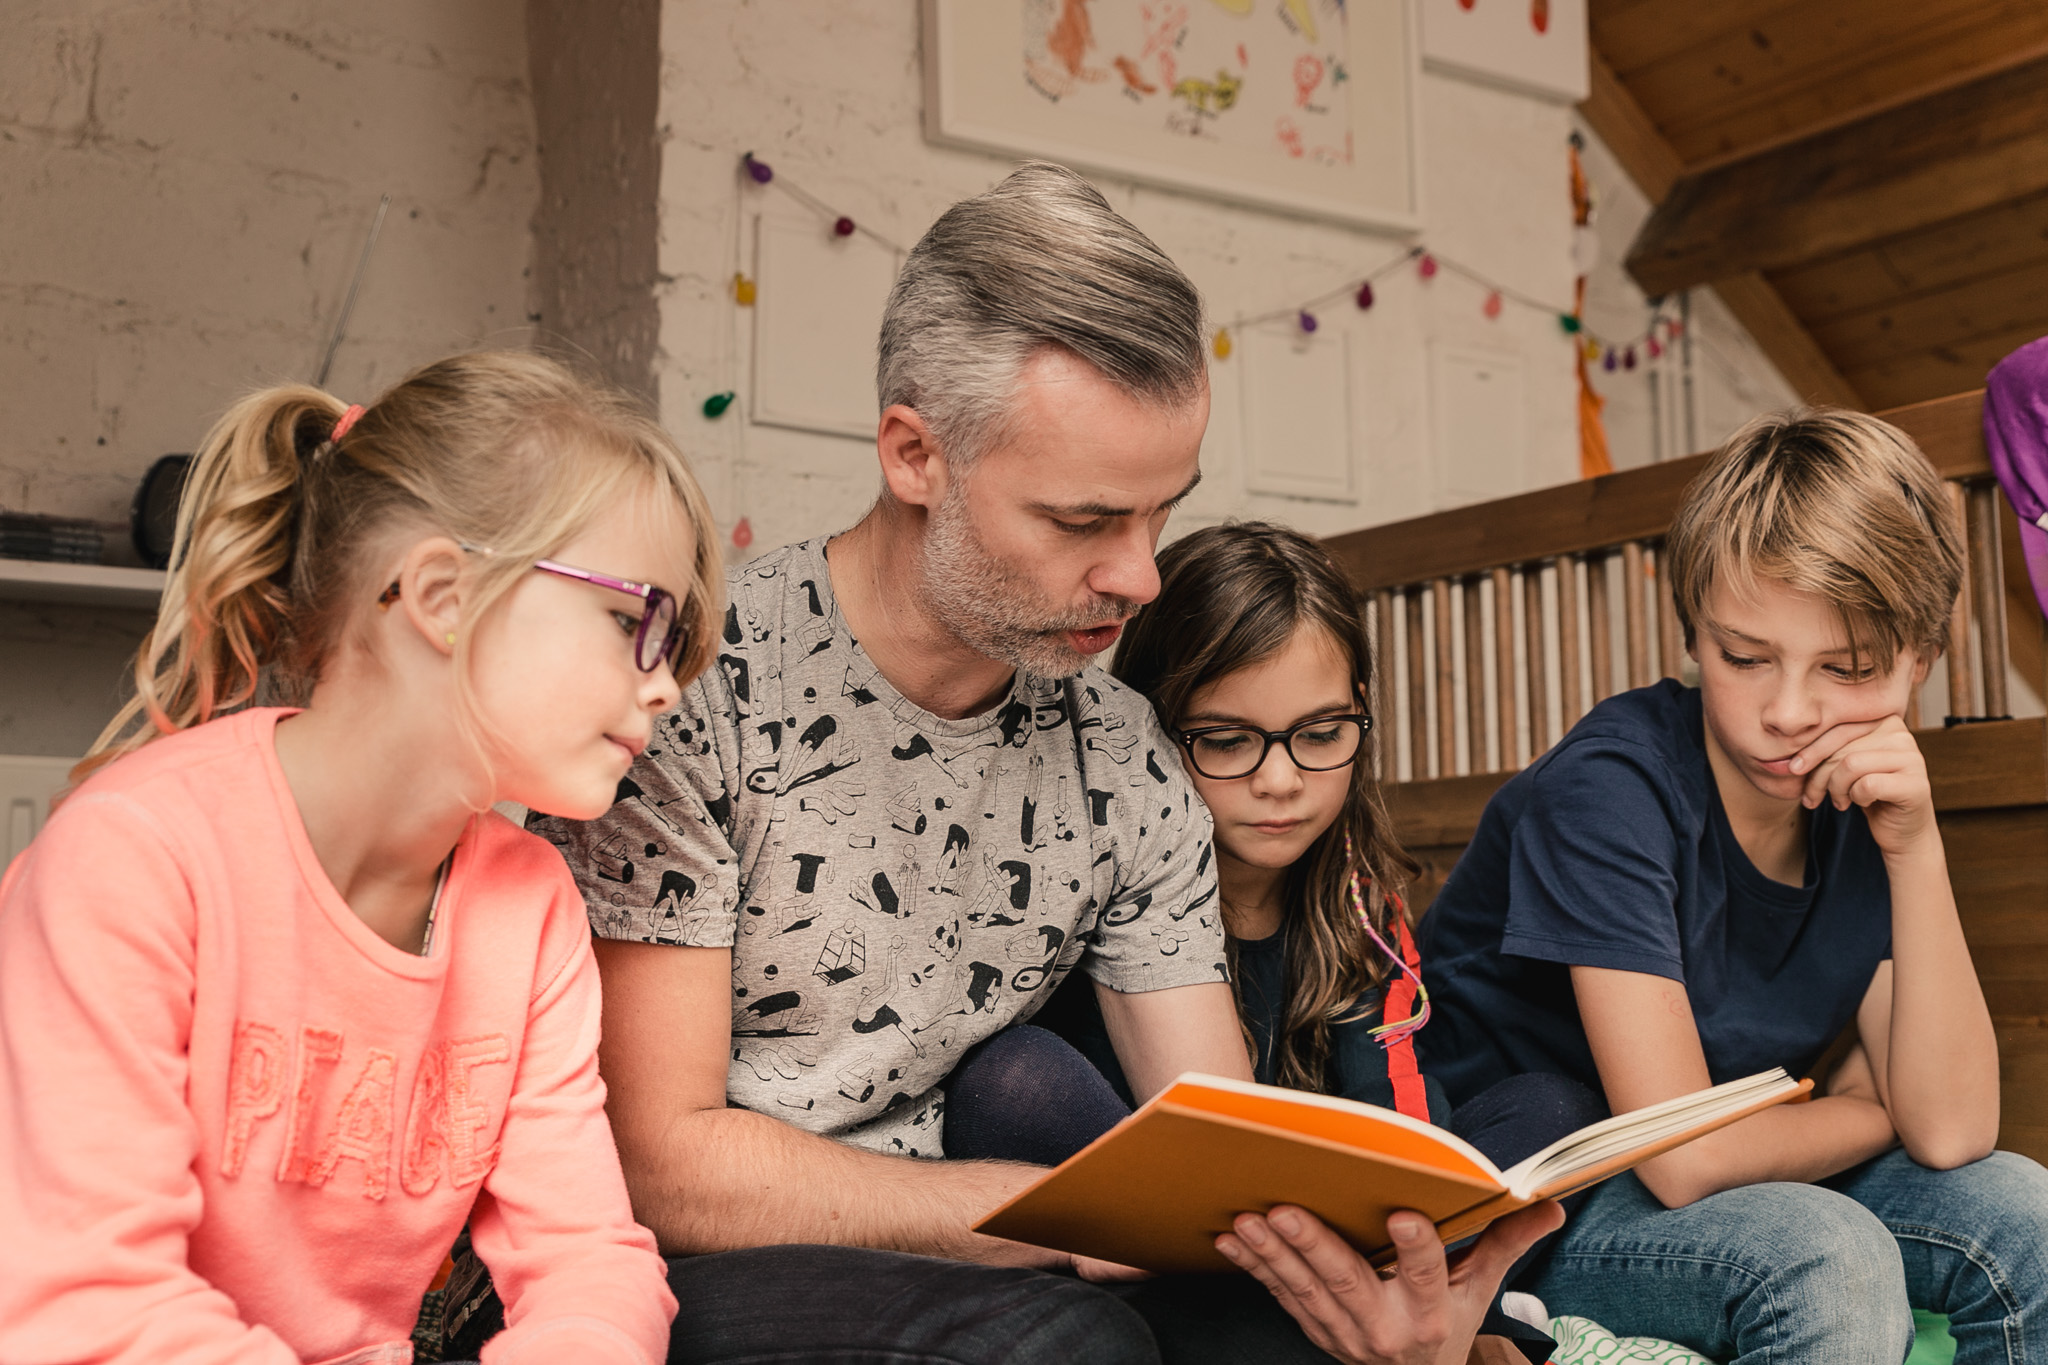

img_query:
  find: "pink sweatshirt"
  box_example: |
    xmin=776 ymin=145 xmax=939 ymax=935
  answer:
xmin=0 ymin=709 xmax=676 ymax=1365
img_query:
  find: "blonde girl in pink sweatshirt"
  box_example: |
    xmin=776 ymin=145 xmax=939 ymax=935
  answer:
xmin=0 ymin=351 xmax=719 ymax=1365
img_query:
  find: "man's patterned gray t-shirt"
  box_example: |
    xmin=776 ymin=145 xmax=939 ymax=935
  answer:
xmin=532 ymin=538 xmax=1226 ymax=1155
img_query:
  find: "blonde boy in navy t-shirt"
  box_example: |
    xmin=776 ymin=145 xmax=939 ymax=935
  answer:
xmin=1420 ymin=410 xmax=2048 ymax=1365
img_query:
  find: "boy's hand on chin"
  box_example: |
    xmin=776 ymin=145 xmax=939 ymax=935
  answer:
xmin=1789 ymin=714 xmax=1936 ymax=854
xmin=1215 ymin=1201 xmax=1565 ymax=1365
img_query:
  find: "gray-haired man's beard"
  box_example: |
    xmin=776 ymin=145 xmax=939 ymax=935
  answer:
xmin=918 ymin=488 xmax=1137 ymax=680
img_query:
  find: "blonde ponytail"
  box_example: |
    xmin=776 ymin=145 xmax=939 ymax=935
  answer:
xmin=76 ymin=388 xmax=345 ymax=782
xmin=72 ymin=352 xmax=722 ymax=789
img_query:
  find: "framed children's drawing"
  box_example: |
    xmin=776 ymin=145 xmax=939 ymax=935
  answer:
xmin=922 ymin=0 xmax=1423 ymax=233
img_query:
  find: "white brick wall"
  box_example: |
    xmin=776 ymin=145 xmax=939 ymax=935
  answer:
xmin=650 ymin=1 xmax=1590 ymax=557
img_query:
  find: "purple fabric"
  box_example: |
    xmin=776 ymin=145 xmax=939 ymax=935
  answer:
xmin=1984 ymin=335 xmax=2048 ymax=622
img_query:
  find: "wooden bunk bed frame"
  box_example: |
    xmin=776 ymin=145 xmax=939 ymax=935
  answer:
xmin=1326 ymin=390 xmax=2048 ymax=1163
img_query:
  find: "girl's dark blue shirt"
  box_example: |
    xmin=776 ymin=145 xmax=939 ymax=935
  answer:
xmin=1415 ymin=680 xmax=1892 ymax=1106
xmin=1038 ymin=929 xmax=1453 ymax=1123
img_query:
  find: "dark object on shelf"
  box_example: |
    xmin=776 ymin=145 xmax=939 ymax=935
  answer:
xmin=0 ymin=510 xmax=103 ymax=564
xmin=131 ymin=455 xmax=194 ymax=569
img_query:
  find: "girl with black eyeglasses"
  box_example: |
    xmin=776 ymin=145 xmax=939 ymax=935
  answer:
xmin=947 ymin=522 xmax=1600 ymax=1199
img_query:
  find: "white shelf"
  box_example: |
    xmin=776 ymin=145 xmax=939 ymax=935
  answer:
xmin=0 ymin=558 xmax=166 ymax=610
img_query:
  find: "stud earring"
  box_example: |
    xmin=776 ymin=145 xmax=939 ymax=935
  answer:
xmin=444 ymin=631 xmax=456 ymax=646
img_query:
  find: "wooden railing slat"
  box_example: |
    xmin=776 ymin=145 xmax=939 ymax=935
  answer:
xmin=1492 ymin=567 xmax=1517 ymax=769
xmin=1655 ymin=542 xmax=1685 ymax=681
xmin=1972 ymin=485 xmax=2013 ymax=719
xmin=1623 ymin=541 xmax=1650 ymax=690
xmin=1406 ymin=588 xmax=1428 ymax=781
xmin=1559 ymin=556 xmax=1584 ymax=731
xmin=1523 ymin=567 xmax=1548 ymax=757
xmin=1948 ymin=484 xmax=1979 ymax=721
xmin=1463 ymin=577 xmax=1487 ymax=774
xmin=1588 ymin=550 xmax=1613 ymax=705
xmin=1433 ymin=579 xmax=1457 ymax=778
xmin=1374 ymin=591 xmax=1395 ymax=780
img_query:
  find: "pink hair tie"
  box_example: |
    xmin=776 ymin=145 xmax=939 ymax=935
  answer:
xmin=330 ymin=404 xmax=366 ymax=443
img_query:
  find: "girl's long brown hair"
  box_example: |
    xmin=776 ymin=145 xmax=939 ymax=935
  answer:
xmin=1112 ymin=521 xmax=1417 ymax=1094
xmin=76 ymin=351 xmax=723 ymax=785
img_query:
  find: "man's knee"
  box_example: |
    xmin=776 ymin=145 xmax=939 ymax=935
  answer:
xmin=1006 ymin=1273 xmax=1161 ymax=1365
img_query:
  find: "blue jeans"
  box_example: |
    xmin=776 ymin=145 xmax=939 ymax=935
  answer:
xmin=1527 ymin=1148 xmax=2048 ymax=1364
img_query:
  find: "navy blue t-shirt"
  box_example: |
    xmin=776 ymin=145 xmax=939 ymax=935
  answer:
xmin=1416 ymin=680 xmax=1892 ymax=1106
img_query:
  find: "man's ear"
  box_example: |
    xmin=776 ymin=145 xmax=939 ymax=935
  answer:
xmin=391 ymin=536 xmax=469 ymax=657
xmin=875 ymin=404 xmax=955 ymax=512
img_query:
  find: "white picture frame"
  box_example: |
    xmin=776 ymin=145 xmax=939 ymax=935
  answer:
xmin=1420 ymin=0 xmax=1587 ymax=104
xmin=923 ymin=0 xmax=1423 ymax=233
xmin=1428 ymin=341 xmax=1527 ymax=508
xmin=1240 ymin=323 xmax=1356 ymax=503
xmin=750 ymin=214 xmax=902 ymax=441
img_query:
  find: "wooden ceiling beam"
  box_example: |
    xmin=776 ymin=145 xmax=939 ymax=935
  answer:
xmin=1579 ymin=51 xmax=1862 ymax=407
xmin=1627 ymin=52 xmax=2048 ymax=298
xmin=1607 ymin=5 xmax=2048 ymax=167
xmin=1581 ymin=52 xmax=1680 ymax=202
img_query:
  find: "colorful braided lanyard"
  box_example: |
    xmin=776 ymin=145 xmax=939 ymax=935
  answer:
xmin=1345 ymin=836 xmax=1433 ymax=1121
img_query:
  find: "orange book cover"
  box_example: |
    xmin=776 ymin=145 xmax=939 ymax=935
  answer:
xmin=974 ymin=1069 xmax=1809 ymax=1275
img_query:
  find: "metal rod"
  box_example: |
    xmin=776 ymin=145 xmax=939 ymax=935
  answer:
xmin=1648 ymin=368 xmax=1664 ymax=464
xmin=315 ymin=193 xmax=392 ymax=388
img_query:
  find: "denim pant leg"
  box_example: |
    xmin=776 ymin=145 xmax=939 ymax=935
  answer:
xmin=664 ymin=1244 xmax=1161 ymax=1365
xmin=1825 ymin=1148 xmax=2048 ymax=1365
xmin=1527 ymin=1171 xmax=1914 ymax=1365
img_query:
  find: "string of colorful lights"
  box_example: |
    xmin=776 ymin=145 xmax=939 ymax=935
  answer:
xmin=725 ymin=151 xmax=1680 ymax=398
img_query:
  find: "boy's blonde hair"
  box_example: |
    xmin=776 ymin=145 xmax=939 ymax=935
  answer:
xmin=1665 ymin=408 xmax=1964 ymax=671
xmin=78 ymin=350 xmax=723 ymax=782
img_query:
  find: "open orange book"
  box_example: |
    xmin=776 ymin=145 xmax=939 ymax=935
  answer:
xmin=975 ymin=1068 xmax=1810 ymax=1275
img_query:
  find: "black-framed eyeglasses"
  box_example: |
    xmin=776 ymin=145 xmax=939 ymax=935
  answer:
xmin=1174 ymin=713 xmax=1372 ymax=780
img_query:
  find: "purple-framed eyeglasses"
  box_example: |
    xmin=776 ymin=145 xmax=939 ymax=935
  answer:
xmin=376 ymin=549 xmax=687 ymax=673
xmin=530 ymin=558 xmax=686 ymax=672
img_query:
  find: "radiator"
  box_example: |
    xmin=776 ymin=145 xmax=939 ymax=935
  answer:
xmin=1 ymin=755 xmax=76 ymax=868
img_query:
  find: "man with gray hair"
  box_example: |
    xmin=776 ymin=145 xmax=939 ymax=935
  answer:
xmin=519 ymin=163 xmax=1558 ymax=1365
